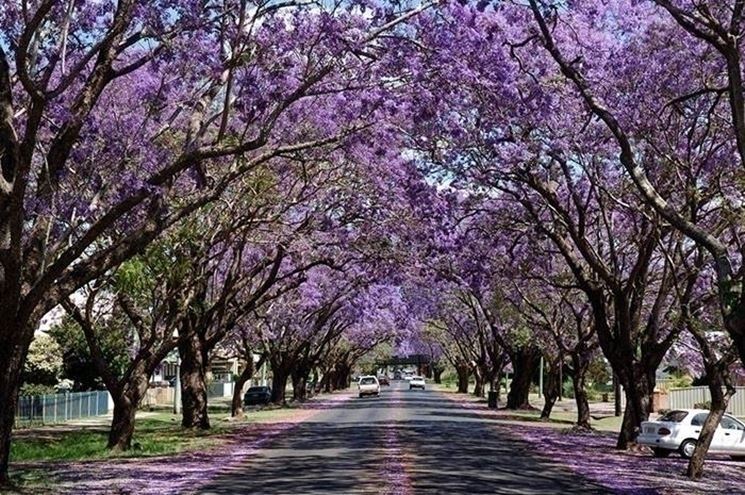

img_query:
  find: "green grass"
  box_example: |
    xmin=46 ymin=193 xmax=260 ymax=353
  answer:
xmin=10 ymin=416 xmax=226 ymax=463
xmin=487 ymin=405 xmax=625 ymax=432
xmin=9 ymin=400 xmax=315 ymax=464
xmin=433 ymin=384 xmax=625 ymax=432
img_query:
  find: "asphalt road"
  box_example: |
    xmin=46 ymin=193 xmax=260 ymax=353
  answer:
xmin=199 ymin=381 xmax=611 ymax=494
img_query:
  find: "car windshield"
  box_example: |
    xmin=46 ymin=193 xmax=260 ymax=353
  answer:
xmin=659 ymin=410 xmax=689 ymax=423
xmin=247 ymin=387 xmax=267 ymax=393
xmin=360 ymin=377 xmax=377 ymax=385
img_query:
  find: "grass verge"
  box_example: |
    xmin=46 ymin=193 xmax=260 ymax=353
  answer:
xmin=10 ymin=417 xmax=225 ymax=463
xmin=11 ymin=397 xmax=325 ymax=464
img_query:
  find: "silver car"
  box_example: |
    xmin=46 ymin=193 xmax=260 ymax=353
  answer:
xmin=638 ymin=409 xmax=745 ymax=459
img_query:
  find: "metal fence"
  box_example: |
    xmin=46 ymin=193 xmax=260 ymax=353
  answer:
xmin=15 ymin=391 xmax=110 ymax=426
xmin=669 ymin=386 xmax=745 ymax=417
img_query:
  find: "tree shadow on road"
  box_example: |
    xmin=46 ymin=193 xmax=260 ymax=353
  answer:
xmin=199 ymin=404 xmax=613 ymax=494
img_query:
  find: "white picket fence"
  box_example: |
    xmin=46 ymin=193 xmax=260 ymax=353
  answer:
xmin=669 ymin=386 xmax=745 ymax=417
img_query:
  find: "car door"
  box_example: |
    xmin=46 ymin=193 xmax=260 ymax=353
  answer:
xmin=719 ymin=415 xmax=745 ymax=453
xmin=689 ymin=412 xmax=707 ymax=439
xmin=688 ymin=412 xmax=729 ymax=452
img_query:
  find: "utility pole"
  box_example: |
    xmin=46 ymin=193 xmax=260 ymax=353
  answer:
xmin=613 ymin=373 xmax=622 ymax=417
xmin=538 ymin=356 xmax=544 ymax=398
xmin=173 ymin=357 xmax=181 ymax=415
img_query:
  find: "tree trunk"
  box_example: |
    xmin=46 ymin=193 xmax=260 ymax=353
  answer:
xmin=433 ymin=367 xmax=443 ymax=384
xmin=686 ymin=355 xmax=736 ymax=479
xmin=615 ymin=369 xmax=655 ymax=449
xmin=456 ymin=365 xmax=470 ymax=394
xmin=271 ymin=366 xmax=290 ymax=404
xmin=0 ymin=337 xmax=26 ymax=486
xmin=231 ymin=361 xmax=255 ymax=418
xmin=488 ymin=359 xmax=505 ymax=403
xmin=687 ymin=391 xmax=732 ymax=479
xmin=107 ymin=371 xmax=150 ymax=451
xmin=178 ymin=334 xmax=210 ymax=429
xmin=310 ymin=369 xmax=319 ymax=396
xmin=473 ymin=379 xmax=483 ymax=398
xmin=292 ymin=369 xmax=308 ymax=401
xmin=319 ymin=369 xmax=332 ymax=393
xmin=473 ymin=367 xmax=484 ymax=398
xmin=540 ymin=359 xmax=561 ymax=420
xmin=332 ymin=363 xmax=351 ymax=390
xmin=570 ymin=353 xmax=592 ymax=429
xmin=506 ymin=347 xmax=540 ymax=410
xmin=108 ymin=393 xmax=139 ymax=450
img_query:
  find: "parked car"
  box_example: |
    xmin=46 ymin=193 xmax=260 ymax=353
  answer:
xmin=637 ymin=409 xmax=745 ymax=459
xmin=409 ymin=376 xmax=425 ymax=390
xmin=378 ymin=376 xmax=390 ymax=386
xmin=358 ymin=376 xmax=380 ymax=398
xmin=243 ymin=386 xmax=272 ymax=406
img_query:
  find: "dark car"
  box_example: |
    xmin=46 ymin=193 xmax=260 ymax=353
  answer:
xmin=243 ymin=386 xmax=272 ymax=406
xmin=378 ymin=376 xmax=390 ymax=386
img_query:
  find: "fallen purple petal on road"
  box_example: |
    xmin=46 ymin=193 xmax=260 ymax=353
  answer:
xmin=445 ymin=394 xmax=745 ymax=495
xmin=17 ymin=394 xmax=352 ymax=495
xmin=379 ymin=390 xmax=414 ymax=495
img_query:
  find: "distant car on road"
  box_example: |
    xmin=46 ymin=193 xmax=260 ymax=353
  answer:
xmin=637 ymin=409 xmax=745 ymax=459
xmin=243 ymin=386 xmax=272 ymax=406
xmin=378 ymin=376 xmax=390 ymax=386
xmin=358 ymin=376 xmax=380 ymax=398
xmin=409 ymin=376 xmax=425 ymax=390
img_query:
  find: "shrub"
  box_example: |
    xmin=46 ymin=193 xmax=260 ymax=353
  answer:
xmin=19 ymin=383 xmax=56 ymax=397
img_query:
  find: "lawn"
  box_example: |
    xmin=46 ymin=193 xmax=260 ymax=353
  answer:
xmin=434 ymin=384 xmax=625 ymax=432
xmin=11 ymin=404 xmax=311 ymax=463
xmin=10 ymin=417 xmax=224 ymax=462
xmin=7 ymin=392 xmax=351 ymax=495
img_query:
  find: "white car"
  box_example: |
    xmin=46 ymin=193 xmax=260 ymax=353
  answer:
xmin=637 ymin=409 xmax=745 ymax=459
xmin=409 ymin=376 xmax=425 ymax=390
xmin=358 ymin=376 xmax=380 ymax=398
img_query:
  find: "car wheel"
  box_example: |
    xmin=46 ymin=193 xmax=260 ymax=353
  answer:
xmin=359 ymin=393 xmax=364 ymax=398
xmin=652 ymin=448 xmax=671 ymax=458
xmin=679 ymin=439 xmax=697 ymax=459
